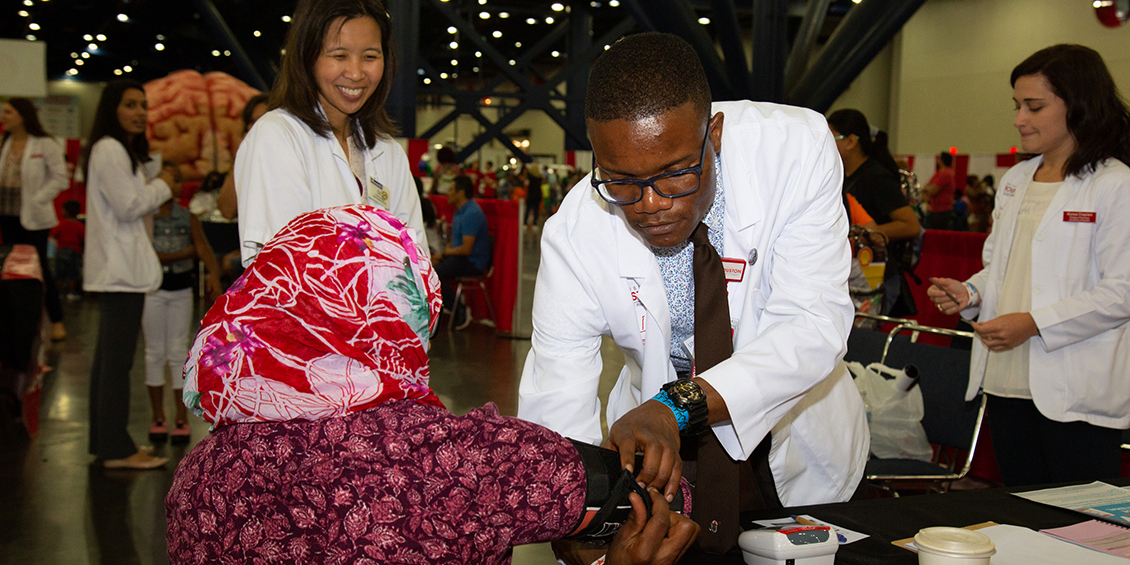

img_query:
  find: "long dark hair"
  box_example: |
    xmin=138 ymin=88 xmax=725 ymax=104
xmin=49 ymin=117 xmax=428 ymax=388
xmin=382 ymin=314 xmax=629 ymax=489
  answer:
xmin=82 ymin=80 xmax=151 ymax=181
xmin=826 ymin=109 xmax=900 ymax=175
xmin=2 ymin=97 xmax=50 ymax=145
xmin=1011 ymin=44 xmax=1130 ymax=178
xmin=271 ymin=0 xmax=398 ymax=149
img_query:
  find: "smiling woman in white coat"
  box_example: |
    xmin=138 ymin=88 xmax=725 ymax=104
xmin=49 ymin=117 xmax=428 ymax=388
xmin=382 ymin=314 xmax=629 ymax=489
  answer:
xmin=930 ymin=45 xmax=1130 ymax=487
xmin=234 ymin=0 xmax=426 ymax=266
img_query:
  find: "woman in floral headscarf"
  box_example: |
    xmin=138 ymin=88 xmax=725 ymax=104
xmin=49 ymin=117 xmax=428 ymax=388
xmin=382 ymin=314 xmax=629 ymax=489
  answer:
xmin=165 ymin=205 xmax=695 ymax=565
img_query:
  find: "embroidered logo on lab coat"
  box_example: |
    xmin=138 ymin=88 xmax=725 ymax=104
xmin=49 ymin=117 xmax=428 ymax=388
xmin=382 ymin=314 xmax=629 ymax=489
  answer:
xmin=368 ymin=177 xmax=391 ymax=210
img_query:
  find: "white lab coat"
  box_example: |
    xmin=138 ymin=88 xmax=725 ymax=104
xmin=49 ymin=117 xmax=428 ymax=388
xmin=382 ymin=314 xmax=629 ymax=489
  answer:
xmin=518 ymin=100 xmax=869 ymax=506
xmin=0 ymin=135 xmax=69 ymax=231
xmin=962 ymin=156 xmax=1130 ymax=428
xmin=83 ymin=137 xmax=171 ymax=293
xmin=234 ymin=107 xmax=427 ymax=265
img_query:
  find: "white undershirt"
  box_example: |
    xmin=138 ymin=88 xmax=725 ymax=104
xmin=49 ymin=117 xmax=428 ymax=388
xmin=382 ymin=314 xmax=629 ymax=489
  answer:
xmin=983 ymin=180 xmax=1061 ymax=398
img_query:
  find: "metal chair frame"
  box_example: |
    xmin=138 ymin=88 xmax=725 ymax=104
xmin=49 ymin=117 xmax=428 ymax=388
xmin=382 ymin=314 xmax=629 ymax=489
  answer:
xmin=449 ymin=265 xmax=496 ymax=332
xmin=864 ymin=323 xmax=987 ymax=495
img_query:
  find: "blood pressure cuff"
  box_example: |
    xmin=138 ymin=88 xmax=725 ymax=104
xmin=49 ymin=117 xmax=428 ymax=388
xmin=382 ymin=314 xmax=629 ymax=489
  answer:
xmin=564 ymin=439 xmax=685 ymax=544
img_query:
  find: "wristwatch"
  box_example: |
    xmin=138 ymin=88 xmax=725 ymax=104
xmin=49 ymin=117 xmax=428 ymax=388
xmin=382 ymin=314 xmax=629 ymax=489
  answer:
xmin=659 ymin=378 xmax=709 ymax=435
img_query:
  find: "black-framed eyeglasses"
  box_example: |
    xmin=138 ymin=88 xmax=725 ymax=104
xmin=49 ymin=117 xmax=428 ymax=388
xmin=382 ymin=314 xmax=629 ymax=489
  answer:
xmin=590 ymin=120 xmax=712 ymax=205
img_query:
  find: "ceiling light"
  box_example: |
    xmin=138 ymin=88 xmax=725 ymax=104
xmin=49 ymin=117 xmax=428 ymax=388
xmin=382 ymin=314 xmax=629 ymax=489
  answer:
xmin=70 ymin=52 xmax=78 ymax=58
xmin=610 ymin=0 xmax=620 ymax=5
xmin=452 ymin=73 xmax=458 ymax=78
xmin=552 ymin=50 xmax=560 ymax=57
xmin=479 ymin=0 xmax=486 ymax=3
xmin=25 ymin=35 xmax=35 ymax=41
xmin=514 ymin=41 xmax=522 ymax=48
xmin=526 ymin=18 xmax=536 ymax=24
xmin=479 ymin=11 xmax=490 ymax=19
xmin=474 ymin=51 xmax=481 ymax=57
xmin=117 ymin=13 xmax=128 ymax=22
xmin=492 ymin=30 xmax=502 ymax=38
xmin=83 ymin=34 xmax=92 ymax=41
xmin=545 ymin=16 xmax=555 ymax=24
xmin=253 ymin=30 xmax=261 ymax=37
xmin=604 ymin=44 xmax=610 ymax=50
xmin=156 ymin=34 xmax=165 ymax=40
xmin=224 ymin=50 xmax=231 ymax=56
xmin=281 ymin=15 xmax=291 ymax=22
xmin=74 ymin=59 xmax=83 ymax=66
xmin=508 ymin=59 xmax=516 ymax=65
xmin=852 ymin=0 xmax=861 ymax=3
xmin=417 ymin=68 xmax=425 ymax=75
xmin=114 ymin=69 xmax=122 ymax=75
xmin=451 ymin=59 xmax=458 ymax=66
xmin=66 ymin=69 xmax=77 ymax=76
xmin=29 ymin=23 xmax=40 ymax=30
xmin=23 ymin=0 xmax=32 ymax=6
xmin=473 ymin=66 xmax=480 ymax=72
xmin=80 ymin=52 xmax=89 ymax=58
xmin=123 ymin=65 xmax=132 ymax=72
xmin=434 ymin=144 xmax=443 ymax=150
xmin=96 ymin=34 xmax=106 ymax=41
xmin=449 ymin=41 xmax=458 ymax=49
xmin=440 ymin=72 xmax=448 ymax=79
xmin=499 ymin=12 xmax=509 ymax=18
xmin=698 ymin=17 xmax=710 ymax=24
xmin=447 ymin=26 xmax=457 ymax=34
xmin=18 ymin=10 xmax=28 ymax=16
xmin=88 ymin=43 xmax=97 ymax=50
xmin=155 ymin=43 xmax=165 ymax=51
xmin=423 ymin=77 xmax=432 ymax=84
xmin=212 ymin=50 xmax=221 ymax=56
xmin=551 ymin=3 xmax=564 ymax=11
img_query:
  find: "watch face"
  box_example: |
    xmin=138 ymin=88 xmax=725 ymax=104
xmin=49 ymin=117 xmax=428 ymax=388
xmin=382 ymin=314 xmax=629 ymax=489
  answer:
xmin=671 ymin=380 xmax=705 ymax=403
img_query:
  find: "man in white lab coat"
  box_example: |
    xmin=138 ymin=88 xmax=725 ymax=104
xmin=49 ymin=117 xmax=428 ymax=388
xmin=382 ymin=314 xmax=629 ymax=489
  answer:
xmin=518 ymin=33 xmax=868 ymax=558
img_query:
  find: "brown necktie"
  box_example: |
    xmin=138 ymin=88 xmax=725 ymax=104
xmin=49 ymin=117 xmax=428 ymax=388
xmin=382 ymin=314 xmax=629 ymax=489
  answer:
xmin=688 ymin=222 xmax=780 ymax=554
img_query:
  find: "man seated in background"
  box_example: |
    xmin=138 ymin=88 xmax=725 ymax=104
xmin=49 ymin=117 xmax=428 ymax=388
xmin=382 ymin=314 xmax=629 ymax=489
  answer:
xmin=432 ymin=175 xmax=491 ymax=330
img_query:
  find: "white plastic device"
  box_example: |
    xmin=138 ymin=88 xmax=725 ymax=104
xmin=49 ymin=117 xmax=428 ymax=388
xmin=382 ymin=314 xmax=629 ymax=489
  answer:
xmin=738 ymin=525 xmax=839 ymax=565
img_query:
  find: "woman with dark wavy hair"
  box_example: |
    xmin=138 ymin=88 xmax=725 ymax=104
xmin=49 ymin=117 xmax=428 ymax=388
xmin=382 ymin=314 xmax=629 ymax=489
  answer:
xmin=930 ymin=45 xmax=1130 ymax=486
xmin=84 ymin=80 xmax=182 ymax=470
xmin=0 ymin=97 xmax=69 ymax=339
xmin=234 ymin=0 xmax=426 ymax=266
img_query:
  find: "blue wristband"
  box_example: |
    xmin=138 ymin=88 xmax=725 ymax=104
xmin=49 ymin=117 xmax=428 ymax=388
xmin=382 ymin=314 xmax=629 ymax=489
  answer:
xmin=651 ymin=391 xmax=689 ymax=431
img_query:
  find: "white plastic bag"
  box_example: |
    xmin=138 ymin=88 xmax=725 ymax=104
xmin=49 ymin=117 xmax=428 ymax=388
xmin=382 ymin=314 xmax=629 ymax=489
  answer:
xmin=847 ymin=361 xmax=933 ymax=461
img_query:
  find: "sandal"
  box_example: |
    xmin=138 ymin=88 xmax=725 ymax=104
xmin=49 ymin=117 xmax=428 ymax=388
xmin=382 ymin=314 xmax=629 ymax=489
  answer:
xmin=149 ymin=419 xmax=168 ymax=443
xmin=170 ymin=420 xmax=191 ymax=444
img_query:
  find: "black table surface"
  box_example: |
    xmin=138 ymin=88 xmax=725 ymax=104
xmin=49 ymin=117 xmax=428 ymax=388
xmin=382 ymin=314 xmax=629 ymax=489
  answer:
xmin=676 ymin=478 xmax=1130 ymax=564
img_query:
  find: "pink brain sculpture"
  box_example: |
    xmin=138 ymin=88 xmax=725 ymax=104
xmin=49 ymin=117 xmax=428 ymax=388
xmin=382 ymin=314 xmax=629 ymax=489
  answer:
xmin=145 ymin=70 xmax=262 ymax=181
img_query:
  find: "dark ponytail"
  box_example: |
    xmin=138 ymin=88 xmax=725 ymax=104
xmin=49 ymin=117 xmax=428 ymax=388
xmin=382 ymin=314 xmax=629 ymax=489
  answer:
xmin=827 ymin=109 xmax=899 ymax=175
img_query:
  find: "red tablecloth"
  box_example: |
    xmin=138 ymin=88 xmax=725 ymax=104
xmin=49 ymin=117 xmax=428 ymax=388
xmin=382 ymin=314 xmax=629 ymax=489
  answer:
xmin=429 ymin=195 xmax=520 ymax=333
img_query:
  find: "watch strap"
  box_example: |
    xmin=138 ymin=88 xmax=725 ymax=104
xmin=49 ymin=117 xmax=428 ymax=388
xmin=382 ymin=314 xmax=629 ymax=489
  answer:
xmin=651 ymin=391 xmax=690 ymax=431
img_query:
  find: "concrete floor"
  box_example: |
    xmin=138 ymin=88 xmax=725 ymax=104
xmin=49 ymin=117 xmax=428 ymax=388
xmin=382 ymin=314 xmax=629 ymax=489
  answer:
xmin=0 ymin=228 xmax=625 ymax=565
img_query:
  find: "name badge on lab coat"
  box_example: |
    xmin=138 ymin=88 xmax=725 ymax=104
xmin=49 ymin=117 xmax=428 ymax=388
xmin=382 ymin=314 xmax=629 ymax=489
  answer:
xmin=1063 ymin=211 xmax=1096 ymax=223
xmin=721 ymin=257 xmax=745 ymax=282
xmin=368 ymin=177 xmax=391 ymax=210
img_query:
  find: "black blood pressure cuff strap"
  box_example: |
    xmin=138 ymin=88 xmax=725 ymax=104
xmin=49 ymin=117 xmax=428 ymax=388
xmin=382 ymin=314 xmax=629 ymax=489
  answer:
xmin=564 ymin=439 xmax=684 ymax=544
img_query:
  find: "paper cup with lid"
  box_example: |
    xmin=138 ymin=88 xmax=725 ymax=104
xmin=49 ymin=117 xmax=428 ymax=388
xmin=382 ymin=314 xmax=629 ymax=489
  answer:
xmin=914 ymin=527 xmax=996 ymax=564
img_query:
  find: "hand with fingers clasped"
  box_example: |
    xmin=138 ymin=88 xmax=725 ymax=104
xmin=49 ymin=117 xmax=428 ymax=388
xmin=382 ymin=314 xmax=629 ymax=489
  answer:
xmin=606 ymin=400 xmax=683 ymax=503
xmin=606 ymin=488 xmax=700 ymax=565
xmin=971 ymin=313 xmax=1039 ymax=352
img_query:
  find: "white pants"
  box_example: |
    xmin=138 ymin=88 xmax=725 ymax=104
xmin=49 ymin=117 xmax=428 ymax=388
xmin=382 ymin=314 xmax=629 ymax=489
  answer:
xmin=142 ymin=287 xmax=193 ymax=388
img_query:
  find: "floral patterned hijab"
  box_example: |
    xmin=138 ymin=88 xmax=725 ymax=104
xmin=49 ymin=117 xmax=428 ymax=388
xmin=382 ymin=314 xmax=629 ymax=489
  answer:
xmin=183 ymin=205 xmax=443 ymax=427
